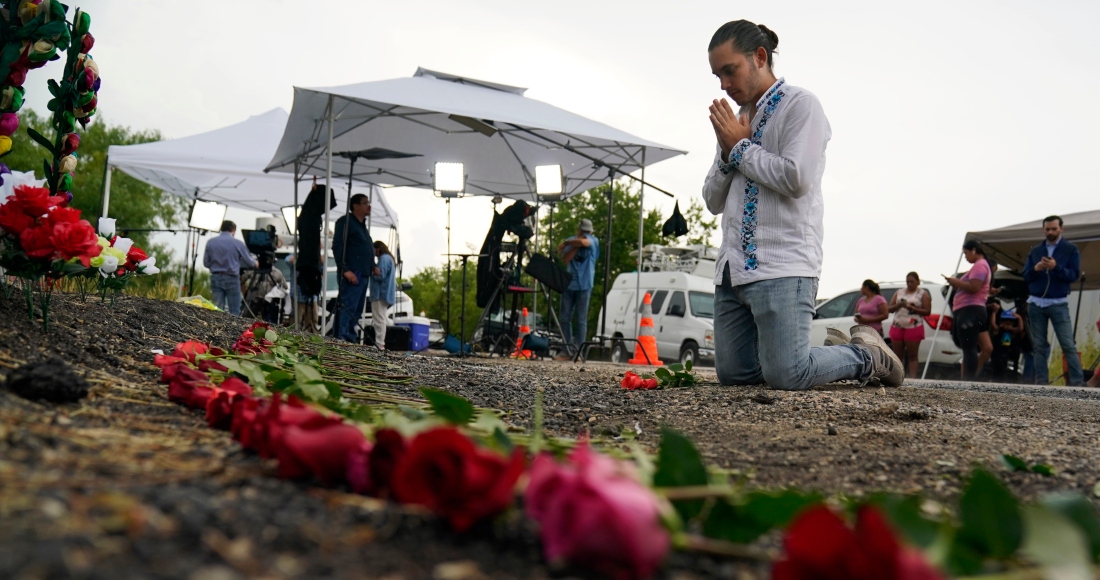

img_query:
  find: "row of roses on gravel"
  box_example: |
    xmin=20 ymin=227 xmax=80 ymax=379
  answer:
xmin=149 ymin=322 xmax=1100 ymax=579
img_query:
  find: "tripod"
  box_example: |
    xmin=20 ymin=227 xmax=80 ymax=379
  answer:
xmin=469 ymin=241 xmax=570 ymax=359
xmin=242 ymin=261 xmax=285 ymax=323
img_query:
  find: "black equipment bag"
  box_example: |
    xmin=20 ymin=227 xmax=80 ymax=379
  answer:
xmin=525 ymin=252 xmax=572 ymax=294
xmin=662 ymin=201 xmax=689 ymax=238
xmin=385 ymin=325 xmax=411 ymax=351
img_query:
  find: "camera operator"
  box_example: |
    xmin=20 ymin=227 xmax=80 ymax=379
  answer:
xmin=243 ymin=250 xmax=288 ymax=323
xmin=203 ymin=220 xmax=258 ymax=316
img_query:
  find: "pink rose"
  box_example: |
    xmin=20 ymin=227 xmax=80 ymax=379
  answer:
xmin=525 ymin=444 xmax=669 ymax=580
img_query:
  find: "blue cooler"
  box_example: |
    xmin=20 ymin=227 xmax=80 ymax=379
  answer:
xmin=394 ymin=316 xmax=430 ymax=351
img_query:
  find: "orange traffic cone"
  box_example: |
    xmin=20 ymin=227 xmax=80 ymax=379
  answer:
xmin=512 ymin=307 xmax=533 ymax=359
xmin=629 ymin=293 xmax=662 ymax=366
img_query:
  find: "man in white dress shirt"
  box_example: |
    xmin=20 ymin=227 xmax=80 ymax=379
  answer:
xmin=702 ymin=19 xmax=903 ymax=390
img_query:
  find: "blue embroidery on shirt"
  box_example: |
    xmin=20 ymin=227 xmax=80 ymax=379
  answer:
xmin=739 ymin=79 xmax=786 ymax=271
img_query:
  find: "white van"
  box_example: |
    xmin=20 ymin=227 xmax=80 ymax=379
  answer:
xmin=600 ymin=270 xmax=716 ymax=365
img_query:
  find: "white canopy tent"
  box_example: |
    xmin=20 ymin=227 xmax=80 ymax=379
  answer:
xmin=264 ymin=68 xmax=686 ymax=348
xmin=105 ymin=108 xmax=398 ymax=229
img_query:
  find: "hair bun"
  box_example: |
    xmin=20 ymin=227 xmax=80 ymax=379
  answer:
xmin=757 ymin=24 xmax=779 ymax=49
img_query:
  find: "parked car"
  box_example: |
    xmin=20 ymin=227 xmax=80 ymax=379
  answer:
xmin=599 ymin=271 xmax=715 ymax=366
xmin=811 ymin=281 xmax=962 ymax=375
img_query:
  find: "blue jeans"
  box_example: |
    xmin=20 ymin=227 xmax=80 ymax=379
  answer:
xmin=1028 ymin=302 xmax=1084 ymax=385
xmin=335 ymin=273 xmax=368 ymax=343
xmin=211 ymin=273 xmax=242 ymax=316
xmin=560 ymin=288 xmax=592 ymax=349
xmin=714 ymin=273 xmax=872 ymax=391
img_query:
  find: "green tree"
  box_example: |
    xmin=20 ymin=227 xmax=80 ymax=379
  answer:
xmin=535 ymin=180 xmax=664 ymax=341
xmin=4 ymin=109 xmax=186 ymax=251
xmin=404 ymin=260 xmax=482 ymax=341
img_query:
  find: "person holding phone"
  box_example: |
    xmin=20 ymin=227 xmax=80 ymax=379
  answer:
xmin=944 ymin=240 xmax=993 ymax=380
xmin=853 ymin=280 xmax=888 ymax=335
xmin=1022 ymin=215 xmax=1084 ymax=386
xmin=888 ymin=272 xmax=931 ymax=378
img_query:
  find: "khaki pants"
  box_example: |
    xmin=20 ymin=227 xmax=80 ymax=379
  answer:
xmin=296 ymin=301 xmax=318 ymax=332
xmin=371 ymin=300 xmax=389 ymax=347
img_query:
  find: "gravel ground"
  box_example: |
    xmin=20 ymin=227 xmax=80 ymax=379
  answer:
xmin=2 ymin=290 xmax=1099 ymax=579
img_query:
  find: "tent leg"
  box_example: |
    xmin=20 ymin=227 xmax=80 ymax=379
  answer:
xmin=292 ymin=161 xmax=300 ymax=332
xmin=599 ymin=169 xmax=614 ymax=340
xmin=321 ymin=95 xmax=335 ymax=339
xmin=922 ymin=250 xmax=965 ymax=379
xmin=446 ymin=197 xmax=452 ymax=336
xmin=99 ymin=157 xmax=112 ymax=219
xmin=635 ymin=151 xmax=646 ymax=338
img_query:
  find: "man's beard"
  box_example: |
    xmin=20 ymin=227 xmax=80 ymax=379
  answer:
xmin=1046 ymin=233 xmax=1060 ymax=242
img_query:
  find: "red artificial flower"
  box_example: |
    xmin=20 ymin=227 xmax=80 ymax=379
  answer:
xmin=45 ymin=206 xmax=81 ymax=225
xmin=621 ymin=371 xmax=658 ymax=390
xmin=392 ymin=427 xmax=526 ymax=532
xmin=347 ymin=428 xmax=407 ymax=497
xmin=19 ymin=224 xmax=55 ymax=259
xmin=772 ymin=506 xmax=944 ymax=580
xmin=81 ymin=33 xmax=94 ymax=54
xmin=525 ymin=444 xmax=669 ymax=580
xmin=47 ymin=195 xmax=70 ymax=209
xmin=171 ymin=340 xmax=210 ymax=364
xmin=60 ymin=133 xmax=80 ymax=155
xmin=274 ymin=417 xmax=366 ymax=485
xmin=50 ymin=220 xmax=101 ymax=266
xmin=13 ymin=185 xmax=52 ymax=218
xmin=127 ymin=245 xmax=148 ymax=266
xmin=0 ymin=199 xmax=34 ymax=235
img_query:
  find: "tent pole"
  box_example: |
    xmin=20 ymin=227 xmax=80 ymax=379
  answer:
xmin=446 ymin=197 xmax=452 ymax=336
xmin=548 ymin=202 xmax=554 ymax=336
xmin=188 ymin=188 xmax=200 ymax=295
xmin=321 ymin=95 xmax=335 ymax=339
xmin=177 ymin=227 xmax=189 ymax=299
xmin=292 ymin=161 xmax=300 ymax=332
xmin=922 ymin=250 xmax=965 ymax=379
xmin=635 ymin=151 xmax=646 ymax=338
xmin=599 ymin=169 xmax=614 ymax=340
xmin=99 ymin=156 xmax=112 ymax=219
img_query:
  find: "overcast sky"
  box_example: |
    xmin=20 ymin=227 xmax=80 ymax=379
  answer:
xmin=52 ymin=0 xmax=1100 ymax=298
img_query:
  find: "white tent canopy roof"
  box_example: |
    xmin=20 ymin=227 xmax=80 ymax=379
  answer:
xmin=107 ymin=108 xmax=398 ymax=229
xmin=265 ymin=68 xmax=687 ymax=200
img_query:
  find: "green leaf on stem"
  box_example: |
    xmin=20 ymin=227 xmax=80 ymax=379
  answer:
xmin=294 ymin=363 xmax=323 ymax=384
xmin=654 ymin=427 xmax=709 ymax=521
xmin=955 ymin=468 xmax=1023 ymax=560
xmin=668 ymin=363 xmax=684 ymax=372
xmin=309 ymin=334 xmax=323 ymax=344
xmin=1001 ymin=454 xmax=1028 ymax=472
xmin=420 ymin=387 xmax=475 ymax=424
xmin=27 ymin=127 xmax=57 ymax=155
xmin=299 ymin=381 xmax=329 ymax=401
xmin=654 ymin=367 xmax=672 ymax=380
xmin=492 ymin=427 xmax=514 ymax=453
xmin=685 ymin=359 xmax=693 ymax=371
xmin=349 ymin=405 xmax=373 ymax=423
xmin=703 ymin=490 xmax=823 ymax=544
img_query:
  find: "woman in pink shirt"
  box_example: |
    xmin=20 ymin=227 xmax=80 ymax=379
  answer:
xmin=853 ymin=279 xmax=889 ymax=335
xmin=945 ymin=240 xmax=992 ymax=380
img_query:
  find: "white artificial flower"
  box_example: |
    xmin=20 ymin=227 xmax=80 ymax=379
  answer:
xmin=98 ymin=217 xmax=115 ymax=237
xmin=112 ymin=237 xmax=133 ymax=254
xmin=138 ymin=256 xmax=159 ymax=275
xmin=99 ymin=254 xmax=119 ymax=277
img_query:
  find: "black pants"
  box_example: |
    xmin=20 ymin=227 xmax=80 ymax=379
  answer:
xmin=954 ymin=305 xmax=988 ymax=379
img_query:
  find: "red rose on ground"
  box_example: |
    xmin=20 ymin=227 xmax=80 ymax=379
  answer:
xmin=251 ymin=394 xmax=327 ymax=458
xmin=772 ymin=505 xmax=944 ymax=580
xmin=13 ymin=185 xmax=51 ymax=217
xmin=274 ymin=417 xmax=366 ymax=485
xmin=392 ymin=427 xmax=525 ymax=532
xmin=50 ymin=220 xmax=101 ymax=265
xmin=525 ymin=444 xmax=668 ymax=580
xmin=230 ymin=397 xmax=268 ymax=451
xmin=347 ymin=428 xmax=407 ymax=497
xmin=0 ymin=199 xmax=34 ymax=235
xmin=166 ymin=365 xmax=213 ymax=407
xmin=171 ymin=340 xmax=210 ymax=364
xmin=19 ymin=224 xmax=55 ymax=259
xmin=197 ymin=358 xmax=228 ymax=373
xmin=156 ymin=359 xmax=188 ymax=382
xmin=621 ymin=371 xmax=658 ymax=390
xmin=204 ymin=378 xmax=253 ymax=430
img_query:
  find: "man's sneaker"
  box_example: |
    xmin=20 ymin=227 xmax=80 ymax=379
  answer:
xmin=849 ymin=325 xmax=904 ymax=387
xmin=824 ymin=327 xmax=851 ymax=347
